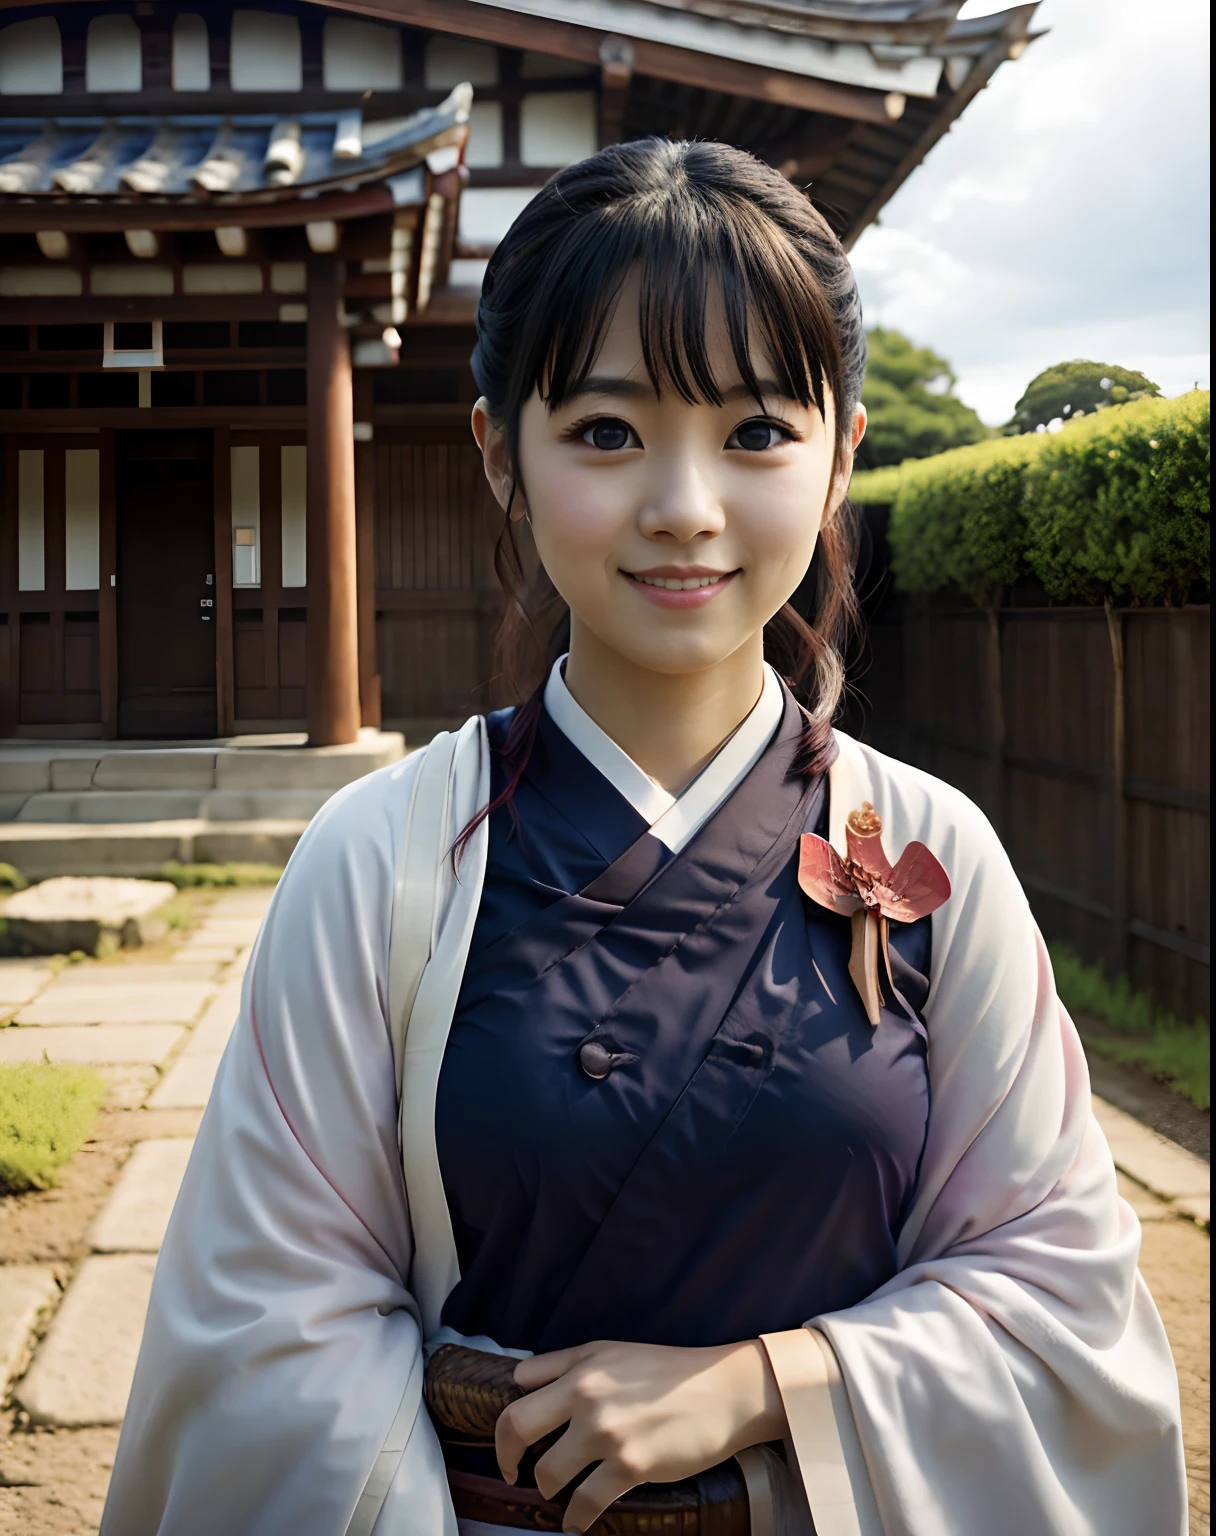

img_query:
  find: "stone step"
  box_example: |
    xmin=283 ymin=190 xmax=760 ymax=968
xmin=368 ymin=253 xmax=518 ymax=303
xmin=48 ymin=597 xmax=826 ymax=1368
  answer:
xmin=0 ymin=729 xmax=405 ymax=798
xmin=0 ymin=819 xmax=308 ymax=880
xmin=13 ymin=788 xmax=334 ymax=824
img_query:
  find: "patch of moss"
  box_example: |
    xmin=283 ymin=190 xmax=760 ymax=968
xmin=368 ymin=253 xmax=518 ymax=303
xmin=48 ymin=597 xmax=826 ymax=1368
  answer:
xmin=159 ymin=861 xmax=283 ymax=889
xmin=0 ymin=1060 xmax=107 ymax=1194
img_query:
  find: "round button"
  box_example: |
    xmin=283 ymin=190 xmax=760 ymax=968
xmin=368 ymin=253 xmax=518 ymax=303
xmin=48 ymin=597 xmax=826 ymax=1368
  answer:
xmin=578 ymin=1041 xmax=616 ymax=1080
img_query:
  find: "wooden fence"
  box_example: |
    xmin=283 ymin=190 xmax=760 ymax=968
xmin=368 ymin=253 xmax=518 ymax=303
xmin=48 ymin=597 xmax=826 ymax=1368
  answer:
xmin=848 ymin=602 xmax=1210 ymax=1021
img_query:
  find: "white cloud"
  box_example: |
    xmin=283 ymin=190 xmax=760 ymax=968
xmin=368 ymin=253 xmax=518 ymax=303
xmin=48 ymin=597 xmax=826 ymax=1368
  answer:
xmin=852 ymin=0 xmax=1211 ymax=423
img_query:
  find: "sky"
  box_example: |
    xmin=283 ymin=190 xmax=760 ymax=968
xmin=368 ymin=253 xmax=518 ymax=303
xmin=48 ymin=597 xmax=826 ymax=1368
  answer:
xmin=849 ymin=0 xmax=1211 ymax=425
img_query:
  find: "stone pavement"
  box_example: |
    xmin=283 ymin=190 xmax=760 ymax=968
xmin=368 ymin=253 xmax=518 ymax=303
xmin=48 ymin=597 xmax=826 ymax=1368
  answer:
xmin=0 ymin=886 xmax=270 ymax=1536
xmin=0 ymin=902 xmax=1209 ymax=1531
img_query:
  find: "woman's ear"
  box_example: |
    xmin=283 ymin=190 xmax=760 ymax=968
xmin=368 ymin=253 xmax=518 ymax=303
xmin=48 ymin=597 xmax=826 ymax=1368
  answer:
xmin=825 ymin=402 xmax=867 ymax=521
xmin=471 ymin=397 xmax=528 ymax=520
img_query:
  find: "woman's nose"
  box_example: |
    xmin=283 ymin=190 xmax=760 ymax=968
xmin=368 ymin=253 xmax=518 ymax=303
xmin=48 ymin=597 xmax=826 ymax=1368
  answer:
xmin=637 ymin=457 xmax=726 ymax=543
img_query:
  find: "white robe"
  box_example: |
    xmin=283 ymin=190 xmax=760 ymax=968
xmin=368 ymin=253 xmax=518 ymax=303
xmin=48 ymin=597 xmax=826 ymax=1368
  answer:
xmin=99 ymin=720 xmax=1186 ymax=1536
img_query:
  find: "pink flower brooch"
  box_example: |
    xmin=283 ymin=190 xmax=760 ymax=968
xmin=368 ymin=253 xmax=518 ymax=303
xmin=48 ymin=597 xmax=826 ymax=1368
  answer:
xmin=798 ymin=801 xmax=951 ymax=1026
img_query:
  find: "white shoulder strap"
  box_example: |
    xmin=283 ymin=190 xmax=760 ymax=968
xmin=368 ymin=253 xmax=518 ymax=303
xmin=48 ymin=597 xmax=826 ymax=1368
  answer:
xmin=387 ymin=729 xmax=461 ymax=1085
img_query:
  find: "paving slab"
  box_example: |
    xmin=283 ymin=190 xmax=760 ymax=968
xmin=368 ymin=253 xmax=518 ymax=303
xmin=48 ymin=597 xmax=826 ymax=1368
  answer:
xmin=89 ymin=1138 xmax=195 ymax=1253
xmin=96 ymin=1063 xmax=161 ymax=1110
xmin=1174 ymin=1194 xmax=1210 ymax=1229
xmin=1116 ymin=1169 xmax=1170 ymax=1221
xmin=172 ymin=944 xmax=240 ymax=964
xmin=0 ymin=1024 xmax=184 ymax=1065
xmin=35 ymin=962 xmax=218 ymax=987
xmin=149 ymin=1052 xmax=223 ymax=1109
xmin=0 ymin=1265 xmax=59 ymax=1391
xmin=16 ymin=978 xmax=214 ymax=1026
xmin=0 ymin=960 xmax=54 ymax=1005
xmin=185 ymin=987 xmax=243 ymax=1055
xmin=1093 ymin=1095 xmax=1210 ymax=1203
xmin=14 ymin=1253 xmax=157 ymax=1427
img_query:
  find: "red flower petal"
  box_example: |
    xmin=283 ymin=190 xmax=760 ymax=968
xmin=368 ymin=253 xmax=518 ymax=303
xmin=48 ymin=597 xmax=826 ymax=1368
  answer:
xmin=875 ymin=841 xmax=952 ymax=922
xmin=798 ymin=834 xmax=863 ymax=915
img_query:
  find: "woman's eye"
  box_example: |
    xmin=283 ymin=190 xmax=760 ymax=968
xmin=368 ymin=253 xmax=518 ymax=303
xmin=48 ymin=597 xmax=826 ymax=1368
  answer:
xmin=582 ymin=418 xmax=637 ymax=451
xmin=728 ymin=419 xmax=787 ymax=452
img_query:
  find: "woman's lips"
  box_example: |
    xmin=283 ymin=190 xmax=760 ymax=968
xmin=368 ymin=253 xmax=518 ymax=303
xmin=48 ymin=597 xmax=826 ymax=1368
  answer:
xmin=622 ymin=569 xmax=739 ymax=609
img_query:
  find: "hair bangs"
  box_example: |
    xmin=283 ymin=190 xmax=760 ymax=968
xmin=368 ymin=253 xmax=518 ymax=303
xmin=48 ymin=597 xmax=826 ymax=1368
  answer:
xmin=502 ymin=175 xmax=840 ymax=436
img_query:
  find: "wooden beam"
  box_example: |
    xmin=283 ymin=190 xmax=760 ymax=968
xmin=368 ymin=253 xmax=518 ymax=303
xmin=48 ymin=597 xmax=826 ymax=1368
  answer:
xmin=305 ymin=257 xmax=361 ymax=745
xmin=0 ymin=297 xmax=285 ymax=325
xmin=0 ymin=183 xmax=397 ymax=236
xmin=0 ymin=407 xmax=306 ymax=431
xmin=334 ymin=0 xmax=900 ymax=122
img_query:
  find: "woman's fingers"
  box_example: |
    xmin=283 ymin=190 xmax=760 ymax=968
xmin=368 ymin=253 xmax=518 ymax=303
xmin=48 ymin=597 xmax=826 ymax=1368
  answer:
xmin=559 ymin=1461 xmax=644 ymax=1535
xmin=495 ymin=1378 xmax=574 ymax=1484
xmin=514 ymin=1345 xmax=588 ymax=1390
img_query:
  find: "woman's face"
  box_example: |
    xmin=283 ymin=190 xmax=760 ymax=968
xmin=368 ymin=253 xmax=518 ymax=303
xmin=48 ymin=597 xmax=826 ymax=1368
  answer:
xmin=475 ymin=274 xmax=865 ymax=682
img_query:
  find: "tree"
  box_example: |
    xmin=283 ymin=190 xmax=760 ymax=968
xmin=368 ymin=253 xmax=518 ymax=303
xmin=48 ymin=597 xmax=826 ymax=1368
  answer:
xmin=1008 ymin=360 xmax=1161 ymax=434
xmin=857 ymin=327 xmax=990 ymax=469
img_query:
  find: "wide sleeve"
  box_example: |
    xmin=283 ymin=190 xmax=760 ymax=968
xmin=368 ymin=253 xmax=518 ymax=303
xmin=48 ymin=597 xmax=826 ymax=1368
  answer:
xmin=99 ymin=754 xmax=456 ymax=1536
xmin=796 ymin=748 xmax=1186 ymax=1536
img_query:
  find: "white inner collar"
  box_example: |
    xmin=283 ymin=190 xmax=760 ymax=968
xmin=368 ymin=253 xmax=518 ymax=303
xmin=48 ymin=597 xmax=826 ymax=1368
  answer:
xmin=543 ymin=657 xmax=786 ymax=853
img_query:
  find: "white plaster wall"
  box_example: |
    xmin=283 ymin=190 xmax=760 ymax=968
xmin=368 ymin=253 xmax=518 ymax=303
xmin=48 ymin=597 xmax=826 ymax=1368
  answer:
xmin=520 ymin=90 xmax=597 ymax=167
xmin=172 ymin=15 xmax=210 ymax=91
xmin=459 ymin=188 xmax=537 ymax=247
xmin=323 ymin=17 xmax=402 ymax=92
xmin=425 ymin=36 xmax=498 ymax=88
xmin=230 ymin=11 xmax=301 ymax=92
xmin=86 ymin=14 xmax=142 ymax=93
xmin=465 ymin=100 xmax=504 ymax=169
xmin=0 ymin=17 xmax=62 ymax=94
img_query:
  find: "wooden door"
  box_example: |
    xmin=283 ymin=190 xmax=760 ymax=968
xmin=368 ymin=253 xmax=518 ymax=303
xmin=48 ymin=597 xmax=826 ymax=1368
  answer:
xmin=373 ymin=427 xmax=502 ymax=727
xmin=0 ymin=433 xmax=103 ymax=737
xmin=115 ymin=431 xmax=216 ymax=737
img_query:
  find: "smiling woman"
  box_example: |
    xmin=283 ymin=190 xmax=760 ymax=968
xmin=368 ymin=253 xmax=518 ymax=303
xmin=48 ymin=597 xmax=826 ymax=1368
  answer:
xmin=102 ymin=139 xmax=1186 ymax=1536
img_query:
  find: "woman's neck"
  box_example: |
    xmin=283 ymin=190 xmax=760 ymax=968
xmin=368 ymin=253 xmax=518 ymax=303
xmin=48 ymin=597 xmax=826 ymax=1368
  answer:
xmin=562 ymin=621 xmax=766 ymax=795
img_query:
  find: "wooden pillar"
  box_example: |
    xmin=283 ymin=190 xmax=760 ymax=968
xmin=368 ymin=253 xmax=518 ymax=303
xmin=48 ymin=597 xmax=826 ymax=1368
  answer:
xmin=99 ymin=430 xmax=118 ymax=737
xmin=213 ymin=426 xmax=235 ymax=736
xmin=353 ymin=372 xmax=382 ymax=728
xmin=305 ymin=256 xmax=361 ymax=745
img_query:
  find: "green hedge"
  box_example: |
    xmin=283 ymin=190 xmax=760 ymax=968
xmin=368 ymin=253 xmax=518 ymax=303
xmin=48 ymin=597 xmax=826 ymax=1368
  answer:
xmin=850 ymin=391 xmax=1210 ymax=606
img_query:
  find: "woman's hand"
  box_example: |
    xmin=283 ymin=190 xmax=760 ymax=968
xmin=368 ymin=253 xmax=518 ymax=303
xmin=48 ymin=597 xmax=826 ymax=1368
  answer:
xmin=495 ymin=1338 xmax=788 ymax=1533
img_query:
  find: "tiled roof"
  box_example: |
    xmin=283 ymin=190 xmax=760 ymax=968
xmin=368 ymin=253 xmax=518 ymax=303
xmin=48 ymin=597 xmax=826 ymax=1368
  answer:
xmin=0 ymin=86 xmax=470 ymax=203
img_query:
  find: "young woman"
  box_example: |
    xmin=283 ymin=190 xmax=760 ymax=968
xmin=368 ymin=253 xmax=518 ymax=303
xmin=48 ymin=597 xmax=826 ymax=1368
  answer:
xmin=103 ymin=140 xmax=1185 ymax=1536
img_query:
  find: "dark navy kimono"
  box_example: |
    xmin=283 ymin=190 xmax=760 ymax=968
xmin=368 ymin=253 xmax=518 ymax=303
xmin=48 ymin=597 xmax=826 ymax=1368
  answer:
xmin=435 ymin=688 xmax=931 ymax=1355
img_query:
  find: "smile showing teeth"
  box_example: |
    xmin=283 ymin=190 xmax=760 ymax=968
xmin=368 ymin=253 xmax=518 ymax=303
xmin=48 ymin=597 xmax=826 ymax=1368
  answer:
xmin=631 ymin=573 xmax=729 ymax=590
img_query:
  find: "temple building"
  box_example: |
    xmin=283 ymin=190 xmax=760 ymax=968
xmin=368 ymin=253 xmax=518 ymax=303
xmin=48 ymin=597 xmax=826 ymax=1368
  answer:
xmin=0 ymin=0 xmax=1040 ymax=745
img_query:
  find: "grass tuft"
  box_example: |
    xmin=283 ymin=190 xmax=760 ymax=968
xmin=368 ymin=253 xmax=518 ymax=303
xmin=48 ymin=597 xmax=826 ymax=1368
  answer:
xmin=159 ymin=861 xmax=283 ymax=889
xmin=1050 ymin=943 xmax=1210 ymax=1110
xmin=0 ymin=1060 xmax=107 ymax=1193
